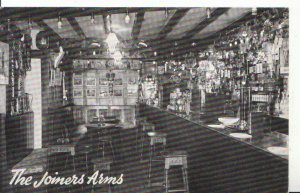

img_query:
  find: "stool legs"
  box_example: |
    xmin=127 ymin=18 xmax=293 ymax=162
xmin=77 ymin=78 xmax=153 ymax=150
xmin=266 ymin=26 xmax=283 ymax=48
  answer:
xmin=148 ymin=145 xmax=153 ymax=185
xmin=64 ymin=154 xmax=76 ymax=172
xmin=72 ymin=155 xmax=76 ymax=172
xmin=109 ymin=141 xmax=115 ymax=160
xmin=165 ymin=168 xmax=169 ymax=192
xmin=140 ymin=133 xmax=145 ymax=160
xmin=85 ymin=153 xmax=89 ymax=171
xmin=99 ymin=140 xmax=115 ymax=160
xmin=102 ymin=141 xmax=105 ymax=157
xmin=182 ymin=167 xmax=189 ymax=192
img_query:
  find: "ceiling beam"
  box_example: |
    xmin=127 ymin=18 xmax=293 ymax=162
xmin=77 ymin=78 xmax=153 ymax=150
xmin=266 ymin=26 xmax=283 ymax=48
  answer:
xmin=196 ymin=11 xmax=253 ymax=48
xmin=0 ymin=8 xmax=178 ymax=21
xmin=183 ymin=8 xmax=230 ymax=39
xmin=66 ymin=17 xmax=86 ymax=39
xmin=132 ymin=11 xmax=145 ymax=42
xmin=102 ymin=15 xmax=109 ymax=34
xmin=157 ymin=8 xmax=190 ymax=41
xmin=153 ymin=10 xmax=253 ymax=59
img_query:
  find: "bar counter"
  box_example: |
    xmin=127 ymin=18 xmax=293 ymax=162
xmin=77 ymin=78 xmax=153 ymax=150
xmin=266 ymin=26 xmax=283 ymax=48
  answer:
xmin=139 ymin=104 xmax=288 ymax=193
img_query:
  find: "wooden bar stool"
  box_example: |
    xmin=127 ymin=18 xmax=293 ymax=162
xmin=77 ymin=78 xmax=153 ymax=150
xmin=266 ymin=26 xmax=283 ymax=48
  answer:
xmin=91 ymin=157 xmax=113 ymax=193
xmin=77 ymin=144 xmax=93 ymax=171
xmin=98 ymin=136 xmax=115 ymax=161
xmin=140 ymin=122 xmax=155 ymax=160
xmin=164 ymin=151 xmax=189 ymax=193
xmin=147 ymin=132 xmax=167 ymax=186
xmin=47 ymin=144 xmax=76 ymax=172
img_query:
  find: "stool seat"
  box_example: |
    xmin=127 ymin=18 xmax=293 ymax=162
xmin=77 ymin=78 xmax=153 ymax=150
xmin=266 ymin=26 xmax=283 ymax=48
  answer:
xmin=79 ymin=149 xmax=92 ymax=154
xmin=147 ymin=132 xmax=167 ymax=137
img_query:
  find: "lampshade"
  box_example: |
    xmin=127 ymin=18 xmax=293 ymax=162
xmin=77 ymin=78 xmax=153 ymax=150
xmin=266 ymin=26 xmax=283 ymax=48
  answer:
xmin=105 ymin=32 xmax=119 ymax=53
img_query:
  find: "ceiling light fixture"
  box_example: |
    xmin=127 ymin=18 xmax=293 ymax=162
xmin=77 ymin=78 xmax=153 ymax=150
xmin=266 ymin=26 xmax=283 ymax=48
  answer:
xmin=125 ymin=10 xmax=130 ymax=24
xmin=57 ymin=15 xmax=62 ymax=29
xmin=91 ymin=12 xmax=95 ymax=24
xmin=206 ymin=8 xmax=211 ymax=19
xmin=105 ymin=32 xmax=119 ymax=54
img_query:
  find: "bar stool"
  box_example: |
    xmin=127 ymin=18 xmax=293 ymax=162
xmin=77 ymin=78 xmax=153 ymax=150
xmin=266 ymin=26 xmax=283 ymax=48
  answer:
xmin=164 ymin=151 xmax=189 ymax=193
xmin=81 ymin=144 xmax=93 ymax=171
xmin=47 ymin=145 xmax=76 ymax=172
xmin=140 ymin=122 xmax=155 ymax=160
xmin=148 ymin=132 xmax=167 ymax=186
xmin=98 ymin=136 xmax=115 ymax=161
xmin=91 ymin=157 xmax=113 ymax=193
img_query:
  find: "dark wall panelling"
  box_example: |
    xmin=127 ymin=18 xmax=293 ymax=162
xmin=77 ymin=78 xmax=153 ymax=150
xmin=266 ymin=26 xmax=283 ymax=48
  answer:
xmin=5 ymin=112 xmax=33 ymax=167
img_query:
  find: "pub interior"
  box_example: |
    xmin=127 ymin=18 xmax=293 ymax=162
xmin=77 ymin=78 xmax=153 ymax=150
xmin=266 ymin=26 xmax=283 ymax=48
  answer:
xmin=0 ymin=7 xmax=289 ymax=193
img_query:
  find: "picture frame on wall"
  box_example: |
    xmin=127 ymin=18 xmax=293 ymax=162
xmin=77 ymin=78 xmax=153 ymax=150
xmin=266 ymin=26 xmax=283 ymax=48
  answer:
xmin=113 ymin=89 xmax=123 ymax=96
xmin=99 ymin=87 xmax=109 ymax=97
xmin=73 ymin=77 xmax=83 ymax=86
xmin=99 ymin=78 xmax=109 ymax=85
xmin=86 ymin=77 xmax=96 ymax=86
xmin=86 ymin=89 xmax=96 ymax=97
xmin=73 ymin=89 xmax=83 ymax=98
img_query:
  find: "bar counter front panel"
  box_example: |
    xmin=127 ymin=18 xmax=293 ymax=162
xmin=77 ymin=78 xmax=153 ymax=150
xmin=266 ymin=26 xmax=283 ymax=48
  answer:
xmin=139 ymin=104 xmax=288 ymax=193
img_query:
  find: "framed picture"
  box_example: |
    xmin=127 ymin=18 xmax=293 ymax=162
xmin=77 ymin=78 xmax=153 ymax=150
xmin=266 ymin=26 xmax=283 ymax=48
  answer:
xmin=99 ymin=88 xmax=109 ymax=97
xmin=113 ymin=89 xmax=123 ymax=96
xmin=86 ymin=78 xmax=96 ymax=86
xmin=99 ymin=78 xmax=109 ymax=85
xmin=86 ymin=89 xmax=96 ymax=97
xmin=73 ymin=77 xmax=83 ymax=86
xmin=114 ymin=78 xmax=123 ymax=85
xmin=73 ymin=89 xmax=83 ymax=98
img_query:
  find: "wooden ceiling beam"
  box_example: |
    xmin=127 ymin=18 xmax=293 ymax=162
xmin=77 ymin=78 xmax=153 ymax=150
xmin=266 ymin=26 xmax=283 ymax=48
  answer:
xmin=183 ymin=8 xmax=230 ymax=39
xmin=196 ymin=11 xmax=253 ymax=48
xmin=0 ymin=8 xmax=178 ymax=21
xmin=66 ymin=17 xmax=86 ymax=39
xmin=132 ymin=11 xmax=145 ymax=42
xmin=157 ymin=8 xmax=190 ymax=41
